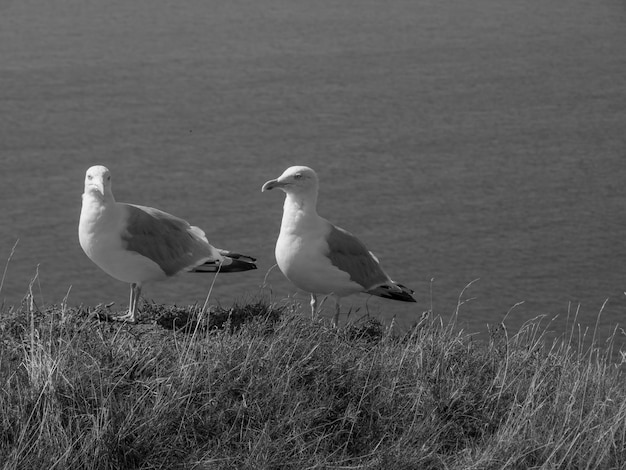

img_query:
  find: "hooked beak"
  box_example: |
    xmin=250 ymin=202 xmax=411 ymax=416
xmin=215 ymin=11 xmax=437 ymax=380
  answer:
xmin=262 ymin=178 xmax=284 ymax=192
xmin=87 ymin=179 xmax=105 ymax=196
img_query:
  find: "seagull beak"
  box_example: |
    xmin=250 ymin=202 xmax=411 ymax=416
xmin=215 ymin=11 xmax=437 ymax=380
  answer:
xmin=262 ymin=178 xmax=281 ymax=192
xmin=88 ymin=178 xmax=105 ymax=195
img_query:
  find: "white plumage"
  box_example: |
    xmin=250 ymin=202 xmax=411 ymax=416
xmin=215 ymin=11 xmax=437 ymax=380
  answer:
xmin=79 ymin=165 xmax=256 ymax=322
xmin=262 ymin=165 xmax=415 ymax=325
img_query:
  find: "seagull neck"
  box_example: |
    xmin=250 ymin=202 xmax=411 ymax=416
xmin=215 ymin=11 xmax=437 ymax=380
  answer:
xmin=282 ymin=193 xmax=318 ymax=230
xmin=81 ymin=190 xmax=116 ymax=213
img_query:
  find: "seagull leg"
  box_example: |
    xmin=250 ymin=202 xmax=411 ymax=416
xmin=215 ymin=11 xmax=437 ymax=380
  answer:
xmin=310 ymin=293 xmax=318 ymax=319
xmin=333 ymin=298 xmax=341 ymax=327
xmin=115 ymin=283 xmax=141 ymax=323
xmin=130 ymin=283 xmax=141 ymax=322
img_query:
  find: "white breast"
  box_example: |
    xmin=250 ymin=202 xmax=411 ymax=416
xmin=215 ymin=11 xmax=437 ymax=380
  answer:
xmin=275 ymin=223 xmax=363 ymax=297
xmin=79 ymin=196 xmax=166 ymax=284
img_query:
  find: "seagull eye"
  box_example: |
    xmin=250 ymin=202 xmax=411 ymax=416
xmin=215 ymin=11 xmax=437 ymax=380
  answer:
xmin=87 ymin=175 xmax=93 ymax=180
xmin=294 ymin=174 xmax=303 ymax=180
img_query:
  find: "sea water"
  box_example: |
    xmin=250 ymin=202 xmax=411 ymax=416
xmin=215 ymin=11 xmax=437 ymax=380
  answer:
xmin=1 ymin=0 xmax=625 ymax=344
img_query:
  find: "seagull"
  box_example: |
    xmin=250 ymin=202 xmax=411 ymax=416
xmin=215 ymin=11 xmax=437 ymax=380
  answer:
xmin=261 ymin=165 xmax=415 ymax=325
xmin=78 ymin=165 xmax=257 ymax=322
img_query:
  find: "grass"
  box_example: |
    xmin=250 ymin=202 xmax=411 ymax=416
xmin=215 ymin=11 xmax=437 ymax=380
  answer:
xmin=0 ymin=295 xmax=625 ymax=470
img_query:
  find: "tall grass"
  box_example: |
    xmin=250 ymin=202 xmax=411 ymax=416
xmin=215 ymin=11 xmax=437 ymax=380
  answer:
xmin=0 ymin=297 xmax=625 ymax=469
xmin=0 ymin=240 xmax=19 ymax=311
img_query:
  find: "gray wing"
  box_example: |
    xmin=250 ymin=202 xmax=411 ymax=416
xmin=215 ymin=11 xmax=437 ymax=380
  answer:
xmin=325 ymin=223 xmax=391 ymax=290
xmin=121 ymin=204 xmax=221 ymax=276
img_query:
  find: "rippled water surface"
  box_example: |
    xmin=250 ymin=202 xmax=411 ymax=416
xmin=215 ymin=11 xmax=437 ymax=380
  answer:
xmin=1 ymin=0 xmax=625 ymax=343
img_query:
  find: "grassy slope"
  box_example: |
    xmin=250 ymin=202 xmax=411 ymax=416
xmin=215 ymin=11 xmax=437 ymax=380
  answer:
xmin=0 ymin=300 xmax=625 ymax=470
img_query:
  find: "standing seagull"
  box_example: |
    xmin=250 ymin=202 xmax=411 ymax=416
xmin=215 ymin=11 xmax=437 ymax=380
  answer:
xmin=79 ymin=165 xmax=257 ymax=322
xmin=262 ymin=165 xmax=415 ymax=325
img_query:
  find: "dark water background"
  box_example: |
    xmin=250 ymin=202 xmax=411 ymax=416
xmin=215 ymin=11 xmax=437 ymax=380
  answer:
xmin=1 ymin=0 xmax=625 ymax=345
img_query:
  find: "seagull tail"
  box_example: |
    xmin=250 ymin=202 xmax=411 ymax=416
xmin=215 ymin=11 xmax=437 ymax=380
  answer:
xmin=191 ymin=250 xmax=257 ymax=273
xmin=191 ymin=260 xmax=221 ymax=273
xmin=219 ymin=255 xmax=258 ymax=272
xmin=217 ymin=249 xmax=258 ymax=272
xmin=367 ymin=282 xmax=416 ymax=302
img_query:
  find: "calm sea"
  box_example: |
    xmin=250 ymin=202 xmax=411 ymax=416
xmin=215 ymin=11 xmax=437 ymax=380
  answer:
xmin=1 ymin=0 xmax=625 ymax=345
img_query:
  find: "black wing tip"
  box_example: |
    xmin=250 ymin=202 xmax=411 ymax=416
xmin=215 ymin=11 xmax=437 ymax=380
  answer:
xmin=216 ymin=250 xmax=257 ymax=263
xmin=220 ymin=258 xmax=258 ymax=272
xmin=192 ymin=262 xmax=219 ymax=273
xmin=227 ymin=253 xmax=257 ymax=263
xmin=192 ymin=256 xmax=258 ymax=273
xmin=369 ymin=283 xmax=417 ymax=302
xmin=380 ymin=292 xmax=417 ymax=302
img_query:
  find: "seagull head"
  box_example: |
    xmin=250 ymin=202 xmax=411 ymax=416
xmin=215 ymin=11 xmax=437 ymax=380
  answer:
xmin=261 ymin=166 xmax=319 ymax=196
xmin=84 ymin=165 xmax=112 ymax=199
